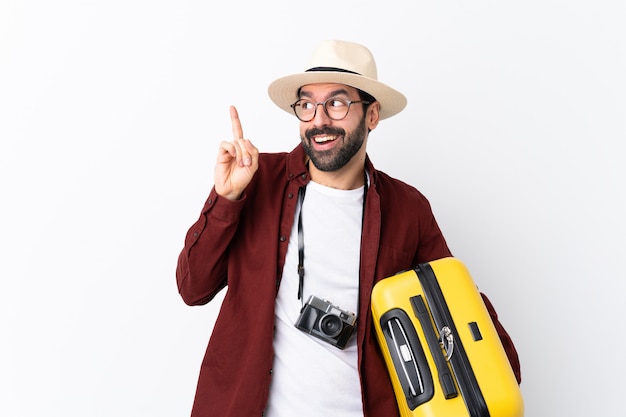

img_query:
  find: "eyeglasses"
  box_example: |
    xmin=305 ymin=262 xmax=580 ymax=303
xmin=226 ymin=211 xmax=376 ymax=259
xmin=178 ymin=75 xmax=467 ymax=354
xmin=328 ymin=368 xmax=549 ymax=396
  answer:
xmin=290 ymin=97 xmax=372 ymax=122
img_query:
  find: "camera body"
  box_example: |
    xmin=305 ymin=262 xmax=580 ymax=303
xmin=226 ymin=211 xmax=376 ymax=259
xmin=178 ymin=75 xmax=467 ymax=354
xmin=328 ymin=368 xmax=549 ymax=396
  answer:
xmin=295 ymin=295 xmax=357 ymax=349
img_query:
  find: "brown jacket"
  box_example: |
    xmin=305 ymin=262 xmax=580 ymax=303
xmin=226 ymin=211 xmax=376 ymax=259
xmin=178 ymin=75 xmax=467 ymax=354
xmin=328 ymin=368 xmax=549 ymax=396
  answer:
xmin=176 ymin=144 xmax=520 ymax=416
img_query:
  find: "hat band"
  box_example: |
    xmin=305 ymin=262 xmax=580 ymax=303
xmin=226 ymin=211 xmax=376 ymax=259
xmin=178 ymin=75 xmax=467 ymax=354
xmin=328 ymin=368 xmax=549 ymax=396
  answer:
xmin=305 ymin=66 xmax=361 ymax=76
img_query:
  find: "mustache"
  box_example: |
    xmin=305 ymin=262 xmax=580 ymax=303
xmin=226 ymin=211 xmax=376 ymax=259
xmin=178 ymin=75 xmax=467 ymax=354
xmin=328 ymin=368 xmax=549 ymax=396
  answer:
xmin=305 ymin=127 xmax=345 ymax=140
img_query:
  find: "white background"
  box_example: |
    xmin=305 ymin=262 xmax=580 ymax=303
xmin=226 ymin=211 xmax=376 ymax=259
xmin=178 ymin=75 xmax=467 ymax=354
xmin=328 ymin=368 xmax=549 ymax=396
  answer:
xmin=1 ymin=1 xmax=624 ymax=416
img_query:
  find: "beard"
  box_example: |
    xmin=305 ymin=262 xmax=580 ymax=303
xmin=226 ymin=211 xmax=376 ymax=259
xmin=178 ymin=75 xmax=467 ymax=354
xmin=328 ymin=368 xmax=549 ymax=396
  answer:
xmin=301 ymin=116 xmax=368 ymax=172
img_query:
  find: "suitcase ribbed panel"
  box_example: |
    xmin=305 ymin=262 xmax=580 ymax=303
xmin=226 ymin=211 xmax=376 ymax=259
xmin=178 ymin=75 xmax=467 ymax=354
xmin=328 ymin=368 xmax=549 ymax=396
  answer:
xmin=416 ymin=263 xmax=489 ymax=417
xmin=410 ymin=295 xmax=458 ymax=399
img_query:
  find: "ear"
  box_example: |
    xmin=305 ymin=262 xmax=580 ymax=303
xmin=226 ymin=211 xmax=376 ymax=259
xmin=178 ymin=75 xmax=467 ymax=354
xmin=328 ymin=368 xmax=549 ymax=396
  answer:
xmin=366 ymin=101 xmax=381 ymax=131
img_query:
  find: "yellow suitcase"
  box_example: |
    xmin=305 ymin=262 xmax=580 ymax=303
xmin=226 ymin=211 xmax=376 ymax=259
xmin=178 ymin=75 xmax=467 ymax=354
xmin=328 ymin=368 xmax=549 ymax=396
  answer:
xmin=371 ymin=257 xmax=524 ymax=417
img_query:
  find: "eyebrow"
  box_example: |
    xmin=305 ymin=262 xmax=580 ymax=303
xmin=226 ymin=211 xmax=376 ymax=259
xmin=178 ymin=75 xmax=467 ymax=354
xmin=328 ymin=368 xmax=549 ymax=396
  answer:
xmin=299 ymin=88 xmax=352 ymax=99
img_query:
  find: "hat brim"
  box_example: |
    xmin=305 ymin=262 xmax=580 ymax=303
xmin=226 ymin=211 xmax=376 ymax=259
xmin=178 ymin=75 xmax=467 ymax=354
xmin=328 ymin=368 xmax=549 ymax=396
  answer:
xmin=268 ymin=71 xmax=407 ymax=121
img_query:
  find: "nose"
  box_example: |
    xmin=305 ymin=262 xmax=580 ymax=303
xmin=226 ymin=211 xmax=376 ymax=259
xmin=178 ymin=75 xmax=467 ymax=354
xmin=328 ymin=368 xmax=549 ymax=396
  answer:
xmin=310 ymin=102 xmax=332 ymax=125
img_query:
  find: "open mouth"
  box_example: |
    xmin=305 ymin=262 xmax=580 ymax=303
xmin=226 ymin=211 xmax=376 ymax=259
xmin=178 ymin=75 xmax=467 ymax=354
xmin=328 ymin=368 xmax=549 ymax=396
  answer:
xmin=313 ymin=135 xmax=339 ymax=144
xmin=306 ymin=128 xmax=345 ymax=151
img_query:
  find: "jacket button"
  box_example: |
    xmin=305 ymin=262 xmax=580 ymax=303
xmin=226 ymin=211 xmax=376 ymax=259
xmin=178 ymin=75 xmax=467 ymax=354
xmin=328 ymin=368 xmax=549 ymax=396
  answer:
xmin=279 ymin=235 xmax=286 ymax=242
xmin=288 ymin=193 xmax=293 ymax=199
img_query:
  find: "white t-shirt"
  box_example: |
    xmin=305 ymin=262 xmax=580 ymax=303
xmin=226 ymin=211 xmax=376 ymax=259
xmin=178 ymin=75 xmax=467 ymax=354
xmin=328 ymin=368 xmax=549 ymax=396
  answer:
xmin=265 ymin=180 xmax=365 ymax=417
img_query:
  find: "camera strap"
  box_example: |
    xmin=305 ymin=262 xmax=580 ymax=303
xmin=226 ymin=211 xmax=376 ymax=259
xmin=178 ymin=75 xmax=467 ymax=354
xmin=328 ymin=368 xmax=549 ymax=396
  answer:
xmin=296 ymin=170 xmax=369 ymax=308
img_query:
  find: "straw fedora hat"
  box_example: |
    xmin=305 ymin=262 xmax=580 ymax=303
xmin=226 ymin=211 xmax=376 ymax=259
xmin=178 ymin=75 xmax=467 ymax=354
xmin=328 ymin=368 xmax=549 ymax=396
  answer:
xmin=268 ymin=40 xmax=407 ymax=120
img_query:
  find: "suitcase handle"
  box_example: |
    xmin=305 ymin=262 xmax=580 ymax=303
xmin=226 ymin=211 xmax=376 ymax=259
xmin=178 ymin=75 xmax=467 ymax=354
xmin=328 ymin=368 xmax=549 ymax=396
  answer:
xmin=380 ymin=309 xmax=435 ymax=410
xmin=387 ymin=318 xmax=424 ymax=397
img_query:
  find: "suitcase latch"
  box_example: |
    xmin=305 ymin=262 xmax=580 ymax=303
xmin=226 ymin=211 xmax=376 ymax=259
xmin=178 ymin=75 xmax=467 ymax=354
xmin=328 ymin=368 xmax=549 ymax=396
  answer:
xmin=439 ymin=326 xmax=454 ymax=361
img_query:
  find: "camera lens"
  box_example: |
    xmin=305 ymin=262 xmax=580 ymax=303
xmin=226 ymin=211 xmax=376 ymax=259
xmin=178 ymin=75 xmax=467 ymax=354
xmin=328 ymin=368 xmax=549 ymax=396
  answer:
xmin=319 ymin=314 xmax=343 ymax=338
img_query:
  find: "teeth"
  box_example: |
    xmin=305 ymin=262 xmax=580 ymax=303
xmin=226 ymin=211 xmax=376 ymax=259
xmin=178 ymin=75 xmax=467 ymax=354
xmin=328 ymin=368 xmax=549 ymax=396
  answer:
xmin=314 ymin=135 xmax=336 ymax=143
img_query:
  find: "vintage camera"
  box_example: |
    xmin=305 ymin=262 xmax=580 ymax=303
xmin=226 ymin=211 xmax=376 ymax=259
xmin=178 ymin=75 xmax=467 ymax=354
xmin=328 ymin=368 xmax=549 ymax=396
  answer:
xmin=295 ymin=295 xmax=357 ymax=349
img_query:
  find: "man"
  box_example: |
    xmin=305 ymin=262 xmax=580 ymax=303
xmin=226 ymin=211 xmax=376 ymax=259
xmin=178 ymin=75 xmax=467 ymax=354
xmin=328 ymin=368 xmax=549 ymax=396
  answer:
xmin=176 ymin=40 xmax=520 ymax=417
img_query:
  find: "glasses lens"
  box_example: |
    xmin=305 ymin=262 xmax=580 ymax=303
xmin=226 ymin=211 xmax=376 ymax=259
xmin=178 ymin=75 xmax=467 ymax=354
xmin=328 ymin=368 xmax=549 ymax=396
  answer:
xmin=324 ymin=98 xmax=350 ymax=120
xmin=293 ymin=100 xmax=314 ymax=121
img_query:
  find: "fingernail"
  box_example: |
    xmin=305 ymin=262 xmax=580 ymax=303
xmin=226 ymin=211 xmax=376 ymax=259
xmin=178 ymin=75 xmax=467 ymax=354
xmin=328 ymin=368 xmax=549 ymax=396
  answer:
xmin=244 ymin=158 xmax=251 ymax=166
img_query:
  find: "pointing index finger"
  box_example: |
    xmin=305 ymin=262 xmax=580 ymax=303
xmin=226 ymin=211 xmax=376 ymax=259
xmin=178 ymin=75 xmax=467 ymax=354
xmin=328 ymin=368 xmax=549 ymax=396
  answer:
xmin=230 ymin=105 xmax=244 ymax=140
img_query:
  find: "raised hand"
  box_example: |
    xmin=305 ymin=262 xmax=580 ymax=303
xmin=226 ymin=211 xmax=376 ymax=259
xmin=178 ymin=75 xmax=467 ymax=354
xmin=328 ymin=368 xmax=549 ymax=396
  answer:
xmin=214 ymin=106 xmax=259 ymax=201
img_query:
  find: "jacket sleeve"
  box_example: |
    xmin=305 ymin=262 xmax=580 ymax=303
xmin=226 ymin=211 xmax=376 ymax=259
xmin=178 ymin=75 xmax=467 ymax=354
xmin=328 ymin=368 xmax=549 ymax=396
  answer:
xmin=411 ymin=200 xmax=521 ymax=383
xmin=413 ymin=197 xmax=522 ymax=383
xmin=176 ymin=187 xmax=246 ymax=306
xmin=481 ymin=292 xmax=522 ymax=384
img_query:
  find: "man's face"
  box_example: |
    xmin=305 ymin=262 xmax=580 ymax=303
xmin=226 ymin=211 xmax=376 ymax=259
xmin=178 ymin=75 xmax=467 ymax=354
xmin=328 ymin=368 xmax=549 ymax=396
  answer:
xmin=298 ymin=84 xmax=373 ymax=172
